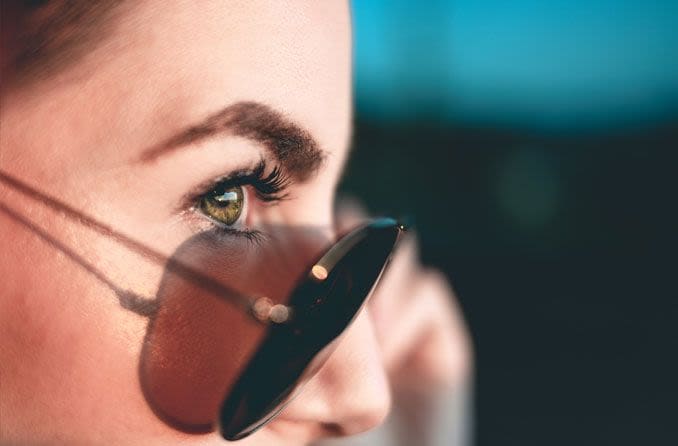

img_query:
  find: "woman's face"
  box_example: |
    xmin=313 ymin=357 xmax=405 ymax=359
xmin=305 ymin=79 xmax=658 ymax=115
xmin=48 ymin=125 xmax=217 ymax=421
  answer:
xmin=0 ymin=1 xmax=394 ymax=444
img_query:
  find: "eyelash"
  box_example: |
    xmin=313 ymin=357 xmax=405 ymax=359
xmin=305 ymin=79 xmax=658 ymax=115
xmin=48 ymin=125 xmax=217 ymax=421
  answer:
xmin=190 ymin=161 xmax=290 ymax=240
xmin=243 ymin=162 xmax=290 ymax=202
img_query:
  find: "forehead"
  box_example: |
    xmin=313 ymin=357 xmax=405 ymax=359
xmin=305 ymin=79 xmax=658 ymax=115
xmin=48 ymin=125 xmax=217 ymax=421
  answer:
xmin=3 ymin=0 xmax=351 ymax=172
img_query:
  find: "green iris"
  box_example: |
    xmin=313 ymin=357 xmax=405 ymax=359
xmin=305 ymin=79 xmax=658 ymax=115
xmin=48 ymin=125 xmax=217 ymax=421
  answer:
xmin=200 ymin=186 xmax=244 ymax=226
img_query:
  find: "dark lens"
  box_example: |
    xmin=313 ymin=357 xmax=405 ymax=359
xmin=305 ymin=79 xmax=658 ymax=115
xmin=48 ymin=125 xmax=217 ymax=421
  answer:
xmin=219 ymin=218 xmax=402 ymax=440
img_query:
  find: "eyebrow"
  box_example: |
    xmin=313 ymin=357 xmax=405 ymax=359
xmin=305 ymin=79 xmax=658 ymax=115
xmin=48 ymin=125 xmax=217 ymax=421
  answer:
xmin=139 ymin=101 xmax=325 ymax=181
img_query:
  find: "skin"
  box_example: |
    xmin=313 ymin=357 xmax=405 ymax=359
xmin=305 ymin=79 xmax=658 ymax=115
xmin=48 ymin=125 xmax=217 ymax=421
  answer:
xmin=0 ymin=1 xmax=471 ymax=445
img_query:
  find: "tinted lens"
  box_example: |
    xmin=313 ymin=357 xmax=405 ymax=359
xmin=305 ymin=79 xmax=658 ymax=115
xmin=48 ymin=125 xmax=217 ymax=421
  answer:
xmin=219 ymin=218 xmax=403 ymax=440
xmin=140 ymin=224 xmax=331 ymax=433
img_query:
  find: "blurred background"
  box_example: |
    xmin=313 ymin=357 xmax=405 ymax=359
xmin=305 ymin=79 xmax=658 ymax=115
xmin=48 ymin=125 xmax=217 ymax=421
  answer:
xmin=340 ymin=1 xmax=678 ymax=445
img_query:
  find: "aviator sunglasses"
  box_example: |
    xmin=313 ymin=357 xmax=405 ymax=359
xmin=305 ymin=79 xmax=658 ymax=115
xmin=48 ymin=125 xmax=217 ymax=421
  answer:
xmin=0 ymin=171 xmax=405 ymax=441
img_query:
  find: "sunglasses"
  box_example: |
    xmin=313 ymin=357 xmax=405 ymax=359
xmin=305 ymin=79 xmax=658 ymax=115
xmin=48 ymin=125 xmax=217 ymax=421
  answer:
xmin=0 ymin=171 xmax=404 ymax=441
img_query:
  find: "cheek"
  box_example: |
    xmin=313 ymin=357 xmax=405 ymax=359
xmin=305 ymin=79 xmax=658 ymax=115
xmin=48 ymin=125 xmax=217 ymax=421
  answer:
xmin=0 ymin=221 xmax=160 ymax=441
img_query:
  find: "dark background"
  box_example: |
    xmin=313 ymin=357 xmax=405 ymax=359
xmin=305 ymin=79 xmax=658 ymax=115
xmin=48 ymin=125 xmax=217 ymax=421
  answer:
xmin=342 ymin=2 xmax=678 ymax=445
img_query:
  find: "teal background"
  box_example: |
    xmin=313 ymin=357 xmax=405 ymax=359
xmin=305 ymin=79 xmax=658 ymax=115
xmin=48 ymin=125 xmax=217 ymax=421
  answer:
xmin=353 ymin=0 xmax=678 ymax=128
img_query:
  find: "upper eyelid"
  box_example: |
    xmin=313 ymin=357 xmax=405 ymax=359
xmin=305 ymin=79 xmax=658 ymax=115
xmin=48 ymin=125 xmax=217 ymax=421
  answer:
xmin=178 ymin=169 xmax=249 ymax=211
xmin=176 ymin=160 xmax=290 ymax=213
xmin=206 ymin=165 xmax=290 ymax=201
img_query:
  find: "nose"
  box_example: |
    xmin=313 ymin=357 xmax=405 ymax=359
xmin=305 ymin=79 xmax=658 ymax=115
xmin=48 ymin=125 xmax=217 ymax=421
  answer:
xmin=272 ymin=308 xmax=392 ymax=439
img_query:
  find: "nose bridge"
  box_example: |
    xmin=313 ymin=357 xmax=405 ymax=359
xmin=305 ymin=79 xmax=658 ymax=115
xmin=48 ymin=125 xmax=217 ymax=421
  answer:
xmin=279 ymin=308 xmax=392 ymax=437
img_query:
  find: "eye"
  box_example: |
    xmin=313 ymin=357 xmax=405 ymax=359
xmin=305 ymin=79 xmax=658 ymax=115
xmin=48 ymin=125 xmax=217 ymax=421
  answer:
xmin=199 ymin=185 xmax=245 ymax=226
xmin=190 ymin=161 xmax=290 ymax=235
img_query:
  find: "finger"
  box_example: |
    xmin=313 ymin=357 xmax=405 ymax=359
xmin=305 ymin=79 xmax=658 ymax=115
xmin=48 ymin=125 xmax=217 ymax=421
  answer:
xmin=373 ymin=269 xmax=471 ymax=391
xmin=367 ymin=234 xmax=421 ymax=340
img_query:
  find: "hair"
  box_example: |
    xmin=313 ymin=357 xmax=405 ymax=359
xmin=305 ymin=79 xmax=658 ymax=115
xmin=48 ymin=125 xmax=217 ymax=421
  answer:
xmin=1 ymin=0 xmax=125 ymax=86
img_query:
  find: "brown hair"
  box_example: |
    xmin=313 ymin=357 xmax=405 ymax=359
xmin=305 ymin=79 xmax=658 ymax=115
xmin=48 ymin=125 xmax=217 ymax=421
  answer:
xmin=1 ymin=0 xmax=125 ymax=85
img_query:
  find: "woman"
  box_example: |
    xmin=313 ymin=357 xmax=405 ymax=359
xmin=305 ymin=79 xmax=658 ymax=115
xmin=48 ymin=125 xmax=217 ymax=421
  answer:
xmin=0 ymin=1 xmax=470 ymax=445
